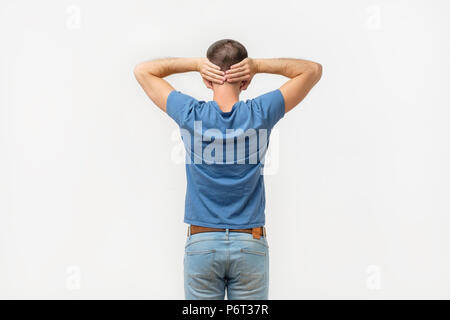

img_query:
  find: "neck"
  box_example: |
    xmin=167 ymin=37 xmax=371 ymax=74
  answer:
xmin=212 ymin=84 xmax=240 ymax=112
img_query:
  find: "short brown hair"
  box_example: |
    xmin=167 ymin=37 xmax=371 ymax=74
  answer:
xmin=206 ymin=39 xmax=248 ymax=72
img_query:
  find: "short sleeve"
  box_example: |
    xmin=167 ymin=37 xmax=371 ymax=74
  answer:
xmin=252 ymin=89 xmax=285 ymax=129
xmin=166 ymin=90 xmax=198 ymax=127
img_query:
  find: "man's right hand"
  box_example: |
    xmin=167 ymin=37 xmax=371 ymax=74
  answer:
xmin=235 ymin=58 xmax=322 ymax=113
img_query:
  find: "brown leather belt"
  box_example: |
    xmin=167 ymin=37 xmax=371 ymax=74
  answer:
xmin=188 ymin=224 xmax=266 ymax=239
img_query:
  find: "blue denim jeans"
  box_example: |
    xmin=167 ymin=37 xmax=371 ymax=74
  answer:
xmin=184 ymin=226 xmax=269 ymax=300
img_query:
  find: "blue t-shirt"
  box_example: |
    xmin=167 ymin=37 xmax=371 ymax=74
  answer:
xmin=166 ymin=88 xmax=285 ymax=229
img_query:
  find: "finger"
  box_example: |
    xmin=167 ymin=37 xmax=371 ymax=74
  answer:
xmin=227 ymin=75 xmax=249 ymax=83
xmin=205 ymin=70 xmax=226 ymax=81
xmin=225 ymin=66 xmax=246 ymax=75
xmin=207 ymin=66 xmax=225 ymax=76
xmin=229 ymin=59 xmax=246 ymax=69
xmin=207 ymin=61 xmax=222 ymax=71
xmin=226 ymin=70 xmax=249 ymax=80
xmin=204 ymin=75 xmax=223 ymax=84
xmin=203 ymin=69 xmax=225 ymax=80
xmin=206 ymin=58 xmax=220 ymax=68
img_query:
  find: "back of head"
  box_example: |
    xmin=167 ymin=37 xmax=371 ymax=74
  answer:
xmin=206 ymin=39 xmax=248 ymax=72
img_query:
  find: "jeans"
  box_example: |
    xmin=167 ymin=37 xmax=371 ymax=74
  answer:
xmin=184 ymin=227 xmax=269 ymax=300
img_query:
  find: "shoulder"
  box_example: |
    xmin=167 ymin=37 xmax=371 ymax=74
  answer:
xmin=166 ymin=90 xmax=206 ymax=126
xmin=251 ymin=89 xmax=284 ymax=104
xmin=167 ymin=90 xmax=199 ymax=105
xmin=246 ymin=89 xmax=285 ymax=127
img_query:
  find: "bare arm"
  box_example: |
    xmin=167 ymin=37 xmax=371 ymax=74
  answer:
xmin=134 ymin=57 xmax=197 ymax=112
xmin=134 ymin=57 xmax=225 ymax=112
xmin=226 ymin=58 xmax=322 ymax=113
xmin=256 ymin=58 xmax=322 ymax=113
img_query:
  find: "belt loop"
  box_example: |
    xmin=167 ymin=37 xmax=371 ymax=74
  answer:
xmin=225 ymin=228 xmax=229 ymax=240
xmin=252 ymin=227 xmax=261 ymax=239
xmin=188 ymin=225 xmax=191 ymax=239
xmin=263 ymin=226 xmax=266 ymax=238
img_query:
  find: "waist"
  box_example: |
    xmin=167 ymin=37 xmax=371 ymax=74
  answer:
xmin=188 ymin=224 xmax=266 ymax=240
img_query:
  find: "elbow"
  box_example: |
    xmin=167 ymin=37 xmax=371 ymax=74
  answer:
xmin=311 ymin=62 xmax=322 ymax=81
xmin=133 ymin=62 xmax=159 ymax=79
xmin=133 ymin=64 xmax=146 ymax=78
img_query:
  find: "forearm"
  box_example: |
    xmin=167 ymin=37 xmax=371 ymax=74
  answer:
xmin=254 ymin=58 xmax=320 ymax=79
xmin=134 ymin=57 xmax=201 ymax=78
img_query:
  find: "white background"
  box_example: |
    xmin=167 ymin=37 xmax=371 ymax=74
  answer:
xmin=1 ymin=0 xmax=449 ymax=299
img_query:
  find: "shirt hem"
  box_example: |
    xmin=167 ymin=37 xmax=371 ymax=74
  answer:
xmin=184 ymin=218 xmax=265 ymax=229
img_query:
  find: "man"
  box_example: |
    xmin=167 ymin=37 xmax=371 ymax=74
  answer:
xmin=134 ymin=39 xmax=322 ymax=300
